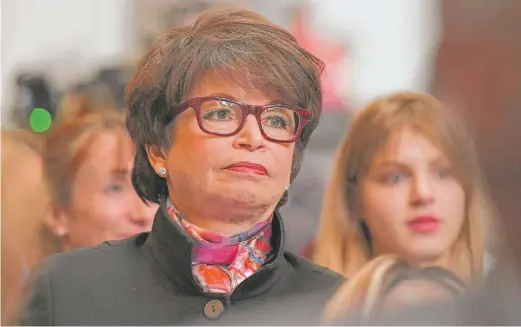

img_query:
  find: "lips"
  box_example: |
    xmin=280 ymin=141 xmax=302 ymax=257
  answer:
xmin=224 ymin=162 xmax=267 ymax=176
xmin=407 ymin=215 xmax=440 ymax=233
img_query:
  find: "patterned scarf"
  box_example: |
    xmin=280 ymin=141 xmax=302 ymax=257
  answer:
xmin=165 ymin=199 xmax=273 ymax=294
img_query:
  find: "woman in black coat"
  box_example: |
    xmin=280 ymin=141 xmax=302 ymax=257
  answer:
xmin=20 ymin=8 xmax=343 ymax=326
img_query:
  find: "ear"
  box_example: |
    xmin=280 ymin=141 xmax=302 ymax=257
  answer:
xmin=145 ymin=145 xmax=168 ymax=173
xmin=43 ymin=206 xmax=70 ymax=238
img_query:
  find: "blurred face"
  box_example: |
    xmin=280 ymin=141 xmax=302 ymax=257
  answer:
xmin=360 ymin=128 xmax=465 ymax=266
xmin=57 ymin=131 xmax=157 ymax=250
xmin=147 ymin=72 xmax=295 ymax=234
xmin=380 ymin=279 xmax=455 ymax=312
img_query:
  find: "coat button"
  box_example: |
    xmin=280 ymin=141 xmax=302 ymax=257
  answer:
xmin=204 ymin=299 xmax=224 ymax=320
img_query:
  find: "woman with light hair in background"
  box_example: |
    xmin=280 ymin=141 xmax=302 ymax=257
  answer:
xmin=323 ymin=255 xmax=467 ymax=323
xmin=42 ymin=94 xmax=157 ymax=250
xmin=312 ymin=91 xmax=496 ymax=283
xmin=1 ymin=130 xmax=57 ymax=325
xmin=3 ymin=93 xmax=158 ymax=324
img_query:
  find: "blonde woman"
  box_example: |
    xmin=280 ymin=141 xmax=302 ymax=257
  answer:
xmin=323 ymin=255 xmax=467 ymax=323
xmin=313 ymin=91 xmax=495 ymax=283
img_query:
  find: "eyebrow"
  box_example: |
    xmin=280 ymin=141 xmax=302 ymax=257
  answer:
xmin=207 ymin=93 xmax=285 ymax=106
xmin=373 ymin=161 xmax=407 ymax=169
xmin=110 ymin=168 xmax=130 ymax=178
xmin=374 ymin=156 xmax=449 ymax=169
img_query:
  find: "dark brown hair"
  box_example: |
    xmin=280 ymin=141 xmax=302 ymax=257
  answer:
xmin=125 ymin=8 xmax=325 ymax=205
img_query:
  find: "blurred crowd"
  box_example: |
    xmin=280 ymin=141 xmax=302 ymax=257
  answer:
xmin=2 ymin=0 xmax=521 ymax=325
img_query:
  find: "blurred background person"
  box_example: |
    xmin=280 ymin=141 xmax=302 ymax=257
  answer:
xmin=323 ymin=255 xmax=467 ymax=323
xmin=1 ymin=129 xmax=57 ymax=325
xmin=368 ymin=0 xmax=521 ymax=324
xmin=42 ymin=95 xmax=157 ymax=250
xmin=312 ymin=91 xmax=495 ymax=283
xmin=2 ymin=87 xmax=158 ymax=325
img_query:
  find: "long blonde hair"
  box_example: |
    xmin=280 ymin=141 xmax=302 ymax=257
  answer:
xmin=313 ymin=91 xmax=494 ymax=282
xmin=323 ymin=255 xmax=467 ymax=323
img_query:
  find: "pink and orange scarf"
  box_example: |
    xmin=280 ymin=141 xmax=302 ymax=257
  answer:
xmin=166 ymin=199 xmax=273 ymax=294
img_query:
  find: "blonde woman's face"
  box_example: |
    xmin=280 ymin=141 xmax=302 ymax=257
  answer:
xmin=360 ymin=128 xmax=465 ymax=266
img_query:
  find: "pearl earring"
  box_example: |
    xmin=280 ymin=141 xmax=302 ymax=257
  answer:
xmin=285 ymin=184 xmax=290 ymax=191
xmin=158 ymin=167 xmax=167 ymax=177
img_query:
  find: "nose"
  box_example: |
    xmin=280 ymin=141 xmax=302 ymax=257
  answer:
xmin=129 ymin=196 xmax=156 ymax=230
xmin=410 ymin=174 xmax=435 ymax=206
xmin=232 ymin=115 xmax=266 ymax=151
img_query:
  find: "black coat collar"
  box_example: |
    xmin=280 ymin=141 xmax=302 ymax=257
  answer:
xmin=145 ymin=200 xmax=287 ymax=300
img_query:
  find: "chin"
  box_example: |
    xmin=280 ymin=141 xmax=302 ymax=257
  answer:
xmin=404 ymin=242 xmax=449 ymax=265
xmin=212 ymin=181 xmax=279 ymax=205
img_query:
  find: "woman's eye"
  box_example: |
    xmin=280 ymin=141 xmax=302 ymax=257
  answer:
xmin=384 ymin=172 xmax=405 ymax=184
xmin=203 ymin=109 xmax=234 ymax=120
xmin=264 ymin=115 xmax=289 ymax=128
xmin=436 ymin=167 xmax=454 ymax=178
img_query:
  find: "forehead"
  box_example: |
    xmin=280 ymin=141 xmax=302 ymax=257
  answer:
xmin=76 ymin=131 xmax=134 ymax=179
xmin=185 ymin=70 xmax=283 ymax=105
xmin=373 ymin=127 xmax=446 ymax=164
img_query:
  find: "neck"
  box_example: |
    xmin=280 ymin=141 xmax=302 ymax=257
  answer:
xmin=167 ymin=196 xmax=275 ymax=236
xmin=407 ymin=253 xmax=453 ymax=271
xmin=185 ymin=214 xmax=272 ymax=236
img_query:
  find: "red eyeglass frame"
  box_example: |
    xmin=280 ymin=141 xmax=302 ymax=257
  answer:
xmin=173 ymin=96 xmax=311 ymax=143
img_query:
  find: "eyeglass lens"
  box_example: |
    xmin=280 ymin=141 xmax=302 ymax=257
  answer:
xmin=199 ymin=99 xmax=300 ymax=141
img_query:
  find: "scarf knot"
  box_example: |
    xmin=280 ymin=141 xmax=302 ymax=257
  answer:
xmin=166 ymin=199 xmax=273 ymax=293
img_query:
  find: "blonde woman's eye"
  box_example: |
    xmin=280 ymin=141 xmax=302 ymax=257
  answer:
xmin=437 ymin=167 xmax=453 ymax=178
xmin=384 ymin=172 xmax=405 ymax=184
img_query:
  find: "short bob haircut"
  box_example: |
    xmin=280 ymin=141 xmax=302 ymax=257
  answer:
xmin=125 ymin=8 xmax=324 ymax=206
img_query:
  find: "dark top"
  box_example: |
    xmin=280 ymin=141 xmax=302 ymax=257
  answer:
xmin=20 ymin=204 xmax=343 ymax=325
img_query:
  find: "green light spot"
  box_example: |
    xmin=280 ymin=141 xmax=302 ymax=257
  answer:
xmin=29 ymin=108 xmax=52 ymax=133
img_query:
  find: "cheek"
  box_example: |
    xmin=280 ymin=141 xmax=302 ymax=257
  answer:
xmin=361 ymin=185 xmax=407 ymax=231
xmin=438 ymin=182 xmax=466 ymax=228
xmin=276 ymin=144 xmax=295 ymax=177
xmin=69 ymin=192 xmax=127 ymax=232
xmin=168 ymin=126 xmax=226 ymax=172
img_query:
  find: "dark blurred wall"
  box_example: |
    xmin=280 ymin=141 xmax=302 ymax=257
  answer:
xmin=432 ymin=0 xmax=521 ymax=264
